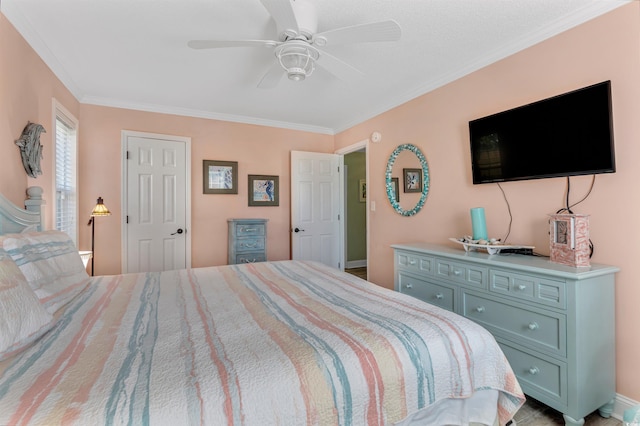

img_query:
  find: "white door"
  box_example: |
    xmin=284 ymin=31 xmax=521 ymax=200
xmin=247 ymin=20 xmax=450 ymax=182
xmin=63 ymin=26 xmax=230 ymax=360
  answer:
xmin=122 ymin=131 xmax=191 ymax=273
xmin=290 ymin=151 xmax=341 ymax=269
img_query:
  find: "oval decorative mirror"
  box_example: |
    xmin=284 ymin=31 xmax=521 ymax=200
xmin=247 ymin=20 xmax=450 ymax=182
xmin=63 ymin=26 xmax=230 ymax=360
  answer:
xmin=385 ymin=143 xmax=430 ymax=216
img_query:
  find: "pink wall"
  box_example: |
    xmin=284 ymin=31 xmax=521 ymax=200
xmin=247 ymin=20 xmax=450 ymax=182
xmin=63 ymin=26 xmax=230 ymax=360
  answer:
xmin=77 ymin=105 xmax=333 ymax=274
xmin=3 ymin=3 xmax=640 ymax=402
xmin=336 ymin=3 xmax=640 ymax=401
xmin=0 ymin=14 xmax=79 ymax=212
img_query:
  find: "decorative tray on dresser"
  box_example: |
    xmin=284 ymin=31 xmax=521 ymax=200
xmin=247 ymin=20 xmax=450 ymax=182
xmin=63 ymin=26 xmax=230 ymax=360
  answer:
xmin=228 ymin=218 xmax=268 ymax=265
xmin=392 ymin=242 xmax=619 ymax=426
xmin=448 ymin=237 xmax=535 ymax=255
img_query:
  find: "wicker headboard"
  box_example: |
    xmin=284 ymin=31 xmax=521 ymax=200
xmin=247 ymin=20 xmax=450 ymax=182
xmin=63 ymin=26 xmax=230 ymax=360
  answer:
xmin=0 ymin=186 xmax=45 ymax=235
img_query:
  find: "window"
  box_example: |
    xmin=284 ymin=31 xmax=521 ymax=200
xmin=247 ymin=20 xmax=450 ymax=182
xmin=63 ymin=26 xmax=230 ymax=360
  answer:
xmin=54 ymin=101 xmax=79 ymax=245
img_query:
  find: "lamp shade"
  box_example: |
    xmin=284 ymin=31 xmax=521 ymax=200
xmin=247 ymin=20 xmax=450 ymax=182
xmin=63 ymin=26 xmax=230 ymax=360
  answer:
xmin=91 ymin=197 xmax=111 ymax=217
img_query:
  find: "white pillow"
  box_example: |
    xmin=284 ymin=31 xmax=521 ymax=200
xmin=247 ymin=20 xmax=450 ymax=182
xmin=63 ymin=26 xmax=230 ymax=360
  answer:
xmin=3 ymin=230 xmax=90 ymax=314
xmin=0 ymin=245 xmax=54 ymax=361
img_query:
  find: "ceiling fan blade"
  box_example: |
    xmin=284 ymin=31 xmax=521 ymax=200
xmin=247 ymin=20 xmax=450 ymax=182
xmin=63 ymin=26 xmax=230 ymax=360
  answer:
xmin=259 ymin=0 xmax=299 ymax=38
xmin=315 ymin=50 xmax=364 ymax=82
xmin=313 ymin=20 xmax=401 ymax=46
xmin=257 ymin=61 xmax=285 ymax=89
xmin=188 ymin=40 xmax=278 ymax=49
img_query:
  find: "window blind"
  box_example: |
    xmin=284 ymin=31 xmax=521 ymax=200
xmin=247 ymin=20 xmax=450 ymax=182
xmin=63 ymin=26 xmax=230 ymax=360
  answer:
xmin=55 ymin=111 xmax=78 ymax=245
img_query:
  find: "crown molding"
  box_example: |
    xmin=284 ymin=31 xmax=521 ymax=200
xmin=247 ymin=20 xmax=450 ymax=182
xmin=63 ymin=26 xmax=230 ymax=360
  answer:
xmin=4 ymin=1 xmax=627 ymax=137
xmin=332 ymin=1 xmax=627 ymax=134
xmin=1 ymin=2 xmax=84 ymax=100
xmin=81 ymin=96 xmax=336 ymax=135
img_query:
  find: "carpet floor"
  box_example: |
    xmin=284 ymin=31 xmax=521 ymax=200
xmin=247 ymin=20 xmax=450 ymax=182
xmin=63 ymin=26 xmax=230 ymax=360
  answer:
xmin=514 ymin=397 xmax=621 ymax=425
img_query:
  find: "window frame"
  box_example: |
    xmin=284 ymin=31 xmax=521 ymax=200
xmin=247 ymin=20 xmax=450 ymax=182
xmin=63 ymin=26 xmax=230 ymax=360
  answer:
xmin=52 ymin=99 xmax=79 ymax=246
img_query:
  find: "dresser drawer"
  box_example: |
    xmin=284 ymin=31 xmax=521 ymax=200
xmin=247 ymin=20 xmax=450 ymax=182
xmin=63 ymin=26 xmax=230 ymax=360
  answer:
xmin=228 ymin=219 xmax=268 ymax=265
xmin=397 ymin=273 xmax=454 ymax=312
xmin=499 ymin=341 xmax=567 ymax=405
xmin=395 ymin=251 xmax=435 ymax=276
xmin=435 ymin=259 xmax=487 ymax=289
xmin=462 ymin=291 xmax=566 ymax=356
xmin=392 ymin=243 xmax=618 ymax=424
xmin=235 ymin=237 xmax=265 ymax=253
xmin=236 ymin=223 xmax=265 ymax=237
xmin=235 ymin=252 xmax=267 ymax=264
xmin=490 ymin=269 xmax=566 ymax=309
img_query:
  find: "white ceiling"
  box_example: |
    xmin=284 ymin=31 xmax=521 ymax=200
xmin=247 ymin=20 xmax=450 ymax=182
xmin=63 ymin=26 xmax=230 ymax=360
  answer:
xmin=1 ymin=0 xmax=630 ymax=135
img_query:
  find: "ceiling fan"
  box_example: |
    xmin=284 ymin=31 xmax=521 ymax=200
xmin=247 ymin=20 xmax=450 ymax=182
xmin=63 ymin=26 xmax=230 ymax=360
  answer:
xmin=188 ymin=0 xmax=401 ymax=88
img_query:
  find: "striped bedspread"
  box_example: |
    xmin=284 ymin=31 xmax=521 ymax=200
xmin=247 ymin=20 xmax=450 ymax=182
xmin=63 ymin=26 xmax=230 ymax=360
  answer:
xmin=0 ymin=260 xmax=524 ymax=425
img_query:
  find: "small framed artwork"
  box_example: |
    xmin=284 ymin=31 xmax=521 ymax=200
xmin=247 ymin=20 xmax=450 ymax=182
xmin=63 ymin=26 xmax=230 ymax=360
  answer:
xmin=359 ymin=179 xmax=366 ymax=202
xmin=248 ymin=175 xmax=279 ymax=206
xmin=403 ymin=168 xmax=422 ymax=193
xmin=391 ymin=177 xmax=400 ymax=202
xmin=203 ymin=160 xmax=238 ymax=194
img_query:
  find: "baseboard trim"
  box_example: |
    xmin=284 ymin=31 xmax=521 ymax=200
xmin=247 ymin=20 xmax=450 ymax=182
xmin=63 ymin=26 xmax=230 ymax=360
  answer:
xmin=613 ymin=393 xmax=639 ymax=420
xmin=346 ymin=259 xmax=367 ymax=269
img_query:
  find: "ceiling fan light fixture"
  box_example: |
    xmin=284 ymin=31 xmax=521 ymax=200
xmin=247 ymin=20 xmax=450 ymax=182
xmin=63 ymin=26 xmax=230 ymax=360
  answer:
xmin=275 ymin=41 xmax=319 ymax=81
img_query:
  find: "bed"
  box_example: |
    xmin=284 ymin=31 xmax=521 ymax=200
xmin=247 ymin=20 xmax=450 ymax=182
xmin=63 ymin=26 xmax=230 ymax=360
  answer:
xmin=0 ymin=188 xmax=524 ymax=425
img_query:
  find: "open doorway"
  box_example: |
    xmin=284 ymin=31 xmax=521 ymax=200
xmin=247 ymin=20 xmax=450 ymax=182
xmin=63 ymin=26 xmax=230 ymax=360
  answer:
xmin=337 ymin=140 xmax=368 ymax=280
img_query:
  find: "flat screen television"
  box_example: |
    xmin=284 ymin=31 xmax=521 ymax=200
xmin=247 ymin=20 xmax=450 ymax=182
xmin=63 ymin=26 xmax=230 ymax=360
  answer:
xmin=469 ymin=81 xmax=615 ymax=184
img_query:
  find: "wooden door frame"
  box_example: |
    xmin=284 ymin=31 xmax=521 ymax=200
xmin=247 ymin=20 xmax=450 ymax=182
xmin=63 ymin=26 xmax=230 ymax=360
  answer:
xmin=336 ymin=139 xmax=369 ymax=276
xmin=120 ymin=130 xmax=192 ymax=273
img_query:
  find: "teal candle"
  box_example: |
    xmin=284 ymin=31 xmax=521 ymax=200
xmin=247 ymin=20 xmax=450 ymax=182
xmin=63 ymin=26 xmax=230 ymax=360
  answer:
xmin=470 ymin=207 xmax=488 ymax=240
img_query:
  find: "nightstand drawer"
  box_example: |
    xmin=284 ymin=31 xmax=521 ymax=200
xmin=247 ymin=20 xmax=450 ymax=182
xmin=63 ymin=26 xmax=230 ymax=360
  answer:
xmin=435 ymin=259 xmax=487 ymax=289
xmin=397 ymin=273 xmax=454 ymax=312
xmin=228 ymin=219 xmax=268 ymax=265
xmin=236 ymin=223 xmax=265 ymax=237
xmin=499 ymin=341 xmax=567 ymax=405
xmin=235 ymin=237 xmax=265 ymax=253
xmin=235 ymin=253 xmax=267 ymax=264
xmin=396 ymin=251 xmax=434 ymax=276
xmin=462 ymin=291 xmax=566 ymax=356
xmin=490 ymin=269 xmax=566 ymax=308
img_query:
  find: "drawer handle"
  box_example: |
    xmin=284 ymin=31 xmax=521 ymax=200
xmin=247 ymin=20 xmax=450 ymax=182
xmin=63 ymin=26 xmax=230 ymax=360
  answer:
xmin=475 ymin=306 xmax=485 ymax=313
xmin=241 ymin=242 xmax=258 ymax=248
xmin=408 ymin=259 xmax=417 ymax=265
xmin=527 ymin=322 xmax=539 ymax=331
xmin=405 ymin=283 xmax=413 ymax=289
xmin=528 ymin=366 xmax=540 ymax=375
xmin=453 ymin=269 xmax=462 ymax=276
xmin=435 ymin=293 xmax=444 ymax=300
xmin=241 ymin=258 xmax=258 ymax=263
xmin=243 ymin=228 xmax=258 ymax=232
xmin=517 ymin=284 xmax=527 ymax=291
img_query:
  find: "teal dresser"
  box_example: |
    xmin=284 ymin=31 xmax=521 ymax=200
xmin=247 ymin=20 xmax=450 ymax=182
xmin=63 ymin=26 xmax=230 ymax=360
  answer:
xmin=392 ymin=242 xmax=618 ymax=426
xmin=227 ymin=219 xmax=267 ymax=264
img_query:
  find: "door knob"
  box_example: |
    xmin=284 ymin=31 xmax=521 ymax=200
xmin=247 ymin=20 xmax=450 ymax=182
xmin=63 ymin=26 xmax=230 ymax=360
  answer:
xmin=294 ymin=227 xmax=305 ymax=233
xmin=171 ymin=228 xmax=184 ymax=235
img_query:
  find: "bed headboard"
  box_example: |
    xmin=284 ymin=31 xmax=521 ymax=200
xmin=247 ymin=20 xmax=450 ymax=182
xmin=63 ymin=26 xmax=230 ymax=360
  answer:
xmin=0 ymin=186 xmax=45 ymax=235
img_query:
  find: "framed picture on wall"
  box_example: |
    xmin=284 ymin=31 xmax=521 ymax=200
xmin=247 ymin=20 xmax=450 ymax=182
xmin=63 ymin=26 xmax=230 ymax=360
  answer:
xmin=359 ymin=179 xmax=366 ymax=202
xmin=203 ymin=160 xmax=238 ymax=194
xmin=248 ymin=175 xmax=279 ymax=206
xmin=403 ymin=168 xmax=422 ymax=193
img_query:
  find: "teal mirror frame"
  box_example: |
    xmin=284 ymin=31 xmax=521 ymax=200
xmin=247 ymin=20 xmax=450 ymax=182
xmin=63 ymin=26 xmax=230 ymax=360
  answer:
xmin=385 ymin=144 xmax=430 ymax=216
